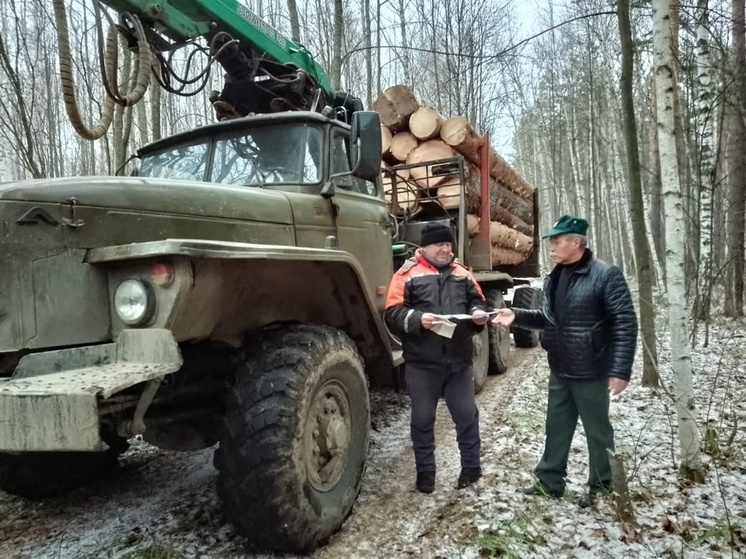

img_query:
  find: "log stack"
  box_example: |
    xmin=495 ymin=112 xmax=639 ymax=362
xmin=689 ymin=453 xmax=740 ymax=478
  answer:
xmin=373 ymin=85 xmax=536 ymax=269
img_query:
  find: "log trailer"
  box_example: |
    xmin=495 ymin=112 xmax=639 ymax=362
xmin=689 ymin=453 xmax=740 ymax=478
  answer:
xmin=0 ymin=0 xmax=541 ymax=554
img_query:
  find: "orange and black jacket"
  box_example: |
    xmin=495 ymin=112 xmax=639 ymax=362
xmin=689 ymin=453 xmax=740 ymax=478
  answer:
xmin=384 ymin=249 xmax=489 ymax=370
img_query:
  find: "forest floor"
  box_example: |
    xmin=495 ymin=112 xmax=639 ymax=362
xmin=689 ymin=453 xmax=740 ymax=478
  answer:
xmin=1 ymin=314 xmax=745 ymax=558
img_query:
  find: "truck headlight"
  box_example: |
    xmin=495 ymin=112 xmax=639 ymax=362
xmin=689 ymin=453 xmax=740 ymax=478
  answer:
xmin=114 ymin=279 xmax=155 ymax=326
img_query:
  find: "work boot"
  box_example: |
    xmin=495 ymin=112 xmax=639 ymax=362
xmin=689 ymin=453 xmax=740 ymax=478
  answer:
xmin=457 ymin=467 xmax=482 ymax=489
xmin=520 ymin=482 xmax=563 ymax=498
xmin=578 ymin=487 xmax=609 ymax=508
xmin=578 ymin=492 xmax=597 ymax=508
xmin=416 ymin=471 xmax=436 ymax=494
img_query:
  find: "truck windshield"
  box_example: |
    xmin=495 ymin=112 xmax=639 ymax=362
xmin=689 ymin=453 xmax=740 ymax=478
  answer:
xmin=139 ymin=124 xmax=323 ymax=186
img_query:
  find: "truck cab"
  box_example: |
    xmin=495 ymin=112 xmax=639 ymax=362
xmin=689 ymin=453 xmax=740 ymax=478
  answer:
xmin=0 ymin=110 xmax=395 ymax=553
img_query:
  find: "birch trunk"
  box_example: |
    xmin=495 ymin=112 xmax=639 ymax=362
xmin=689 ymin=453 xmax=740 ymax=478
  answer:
xmin=694 ymin=0 xmax=717 ymax=324
xmin=652 ymin=0 xmax=704 ymax=481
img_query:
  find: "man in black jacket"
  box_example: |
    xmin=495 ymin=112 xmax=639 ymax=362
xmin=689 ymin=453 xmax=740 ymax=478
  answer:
xmin=385 ymin=222 xmax=491 ymax=493
xmin=493 ymin=215 xmax=637 ymax=507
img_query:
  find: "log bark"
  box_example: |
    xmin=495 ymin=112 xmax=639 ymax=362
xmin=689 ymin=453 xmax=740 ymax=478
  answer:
xmin=490 ymin=245 xmax=529 ymax=267
xmin=461 ymin=164 xmax=534 ymax=227
xmin=406 ymin=139 xmax=455 ymax=189
xmin=409 ymin=107 xmax=445 ymax=140
xmin=389 ymin=131 xmax=419 ymax=162
xmin=372 ymin=85 xmax=419 ymax=131
xmin=440 ymin=115 xmax=534 ymax=200
xmin=489 ymin=221 xmax=534 ymax=253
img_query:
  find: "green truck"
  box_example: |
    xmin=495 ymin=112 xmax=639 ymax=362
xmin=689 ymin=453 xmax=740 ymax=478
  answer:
xmin=0 ymin=0 xmax=541 ymax=553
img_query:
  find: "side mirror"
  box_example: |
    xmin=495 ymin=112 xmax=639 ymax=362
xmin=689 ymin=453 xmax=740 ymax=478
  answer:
xmin=350 ymin=111 xmax=381 ymax=181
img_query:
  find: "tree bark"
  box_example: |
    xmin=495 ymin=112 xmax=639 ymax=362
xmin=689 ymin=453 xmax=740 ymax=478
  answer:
xmin=725 ymin=0 xmax=746 ymax=317
xmin=652 ymin=0 xmax=704 ymax=480
xmin=618 ymin=0 xmax=659 ymax=387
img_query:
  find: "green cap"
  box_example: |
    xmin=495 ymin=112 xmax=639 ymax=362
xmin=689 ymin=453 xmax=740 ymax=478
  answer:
xmin=542 ymin=215 xmax=589 ymax=239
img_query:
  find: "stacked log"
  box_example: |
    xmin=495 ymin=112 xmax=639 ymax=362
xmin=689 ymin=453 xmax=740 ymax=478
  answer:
xmin=373 ymin=85 xmax=536 ymax=269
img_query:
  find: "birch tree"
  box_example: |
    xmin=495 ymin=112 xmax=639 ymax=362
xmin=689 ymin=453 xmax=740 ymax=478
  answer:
xmin=693 ymin=0 xmax=717 ymax=326
xmin=652 ymin=0 xmax=704 ymax=481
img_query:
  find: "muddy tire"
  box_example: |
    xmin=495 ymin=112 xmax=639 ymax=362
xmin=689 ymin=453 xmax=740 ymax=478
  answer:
xmin=512 ymin=287 xmax=542 ymax=348
xmin=485 ymin=289 xmax=510 ymax=375
xmin=472 ymin=327 xmax=489 ymax=393
xmin=215 ymin=324 xmax=370 ymax=553
xmin=0 ymin=449 xmax=119 ymax=498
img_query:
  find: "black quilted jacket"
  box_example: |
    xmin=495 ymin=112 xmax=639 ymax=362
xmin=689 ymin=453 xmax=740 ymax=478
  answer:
xmin=513 ymin=250 xmax=637 ymax=381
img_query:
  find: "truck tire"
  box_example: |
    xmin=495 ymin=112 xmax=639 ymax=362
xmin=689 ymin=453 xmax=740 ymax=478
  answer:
xmin=472 ymin=327 xmax=489 ymax=393
xmin=485 ymin=289 xmax=510 ymax=375
xmin=0 ymin=448 xmax=120 ymax=498
xmin=512 ymin=286 xmax=542 ymax=348
xmin=215 ymin=324 xmax=370 ymax=553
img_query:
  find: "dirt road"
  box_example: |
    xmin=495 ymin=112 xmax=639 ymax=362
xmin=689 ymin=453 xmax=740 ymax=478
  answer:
xmin=0 ymin=346 xmax=542 ymax=558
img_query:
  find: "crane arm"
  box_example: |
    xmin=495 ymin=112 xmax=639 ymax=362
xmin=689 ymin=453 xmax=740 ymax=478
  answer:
xmin=99 ymin=0 xmax=360 ymax=122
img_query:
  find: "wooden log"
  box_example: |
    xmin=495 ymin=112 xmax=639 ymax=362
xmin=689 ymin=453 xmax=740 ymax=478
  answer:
xmin=389 ymin=131 xmax=419 ymax=162
xmin=489 ymin=221 xmax=534 ymax=253
xmin=490 ymin=245 xmax=529 ymax=267
xmin=405 ymin=139 xmax=455 ymax=189
xmin=373 ymin=85 xmax=419 ymax=131
xmin=461 ymin=164 xmax=534 ymax=228
xmin=381 ymin=125 xmax=392 ymax=157
xmin=440 ymin=116 xmax=481 ymax=154
xmin=466 ymin=214 xmax=480 ymax=237
xmin=382 ymin=165 xmax=417 ymax=212
xmin=433 ymin=182 xmax=461 ymax=209
xmin=409 ymin=107 xmax=445 ymax=140
xmin=440 ymin=115 xmax=534 ymax=200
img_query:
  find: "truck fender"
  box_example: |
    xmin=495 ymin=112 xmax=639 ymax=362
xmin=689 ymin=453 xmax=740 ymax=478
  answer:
xmin=87 ymin=239 xmax=394 ymax=385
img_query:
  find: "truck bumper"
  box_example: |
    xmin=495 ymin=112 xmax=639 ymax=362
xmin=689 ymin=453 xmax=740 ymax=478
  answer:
xmin=0 ymin=329 xmax=182 ymax=452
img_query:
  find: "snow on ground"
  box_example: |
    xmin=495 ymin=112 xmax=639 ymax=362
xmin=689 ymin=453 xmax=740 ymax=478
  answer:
xmin=417 ymin=316 xmax=746 ymax=558
xmin=0 ymin=316 xmax=744 ymax=558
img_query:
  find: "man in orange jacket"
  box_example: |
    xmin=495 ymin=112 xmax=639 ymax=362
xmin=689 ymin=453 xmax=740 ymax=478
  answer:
xmin=384 ymin=222 xmax=491 ymax=493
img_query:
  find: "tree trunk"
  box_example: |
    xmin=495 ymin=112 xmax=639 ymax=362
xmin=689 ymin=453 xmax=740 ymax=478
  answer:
xmin=618 ymin=0 xmax=659 ymax=387
xmin=693 ymin=0 xmax=717 ymax=326
xmin=725 ymin=0 xmax=746 ymax=317
xmin=652 ymin=0 xmax=704 ymax=481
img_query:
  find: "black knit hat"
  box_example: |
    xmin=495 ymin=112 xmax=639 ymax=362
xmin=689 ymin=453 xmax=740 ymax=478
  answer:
xmin=420 ymin=222 xmax=454 ymax=246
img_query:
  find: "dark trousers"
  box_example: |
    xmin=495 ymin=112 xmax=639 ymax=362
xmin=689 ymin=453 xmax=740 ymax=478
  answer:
xmin=536 ymin=374 xmax=614 ymax=495
xmin=405 ymin=363 xmax=481 ymax=472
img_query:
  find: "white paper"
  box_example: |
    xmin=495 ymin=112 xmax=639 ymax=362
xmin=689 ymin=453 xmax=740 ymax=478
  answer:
xmin=435 ymin=310 xmax=500 ymax=321
xmin=430 ymin=318 xmax=456 ymax=338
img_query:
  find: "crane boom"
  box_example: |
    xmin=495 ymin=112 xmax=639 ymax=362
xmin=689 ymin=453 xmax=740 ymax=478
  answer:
xmin=99 ymin=0 xmax=360 ymax=122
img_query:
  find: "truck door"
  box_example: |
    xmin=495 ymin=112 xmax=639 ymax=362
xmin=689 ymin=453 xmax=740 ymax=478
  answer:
xmin=329 ymin=130 xmax=394 ymax=312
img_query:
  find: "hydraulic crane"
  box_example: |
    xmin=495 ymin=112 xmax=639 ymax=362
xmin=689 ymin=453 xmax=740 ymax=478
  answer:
xmin=94 ymin=0 xmax=363 ymax=123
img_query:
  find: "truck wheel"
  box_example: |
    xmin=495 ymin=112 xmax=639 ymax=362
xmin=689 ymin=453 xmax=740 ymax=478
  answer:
xmin=0 ymin=449 xmax=119 ymax=498
xmin=512 ymin=287 xmax=542 ymax=348
xmin=472 ymin=327 xmax=489 ymax=393
xmin=485 ymin=289 xmax=510 ymax=375
xmin=215 ymin=324 xmax=369 ymax=553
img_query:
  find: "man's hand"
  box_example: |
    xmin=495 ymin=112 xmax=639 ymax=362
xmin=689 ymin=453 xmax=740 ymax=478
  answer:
xmin=420 ymin=313 xmax=437 ymax=330
xmin=491 ymin=308 xmax=515 ymax=327
xmin=608 ymin=377 xmax=629 ymax=396
xmin=471 ymin=310 xmax=489 ymax=325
